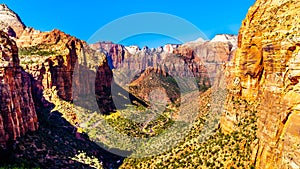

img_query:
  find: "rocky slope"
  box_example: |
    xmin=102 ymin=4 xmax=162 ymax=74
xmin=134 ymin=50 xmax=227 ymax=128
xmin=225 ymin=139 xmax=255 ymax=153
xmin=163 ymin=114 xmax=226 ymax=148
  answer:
xmin=221 ymin=0 xmax=300 ymax=168
xmin=0 ymin=4 xmax=25 ymax=38
xmin=0 ymin=31 xmax=38 ymax=147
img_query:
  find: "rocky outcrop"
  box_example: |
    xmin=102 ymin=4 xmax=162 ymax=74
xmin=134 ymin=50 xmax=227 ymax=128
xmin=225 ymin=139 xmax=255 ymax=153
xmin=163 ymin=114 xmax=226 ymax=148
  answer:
xmin=17 ymin=29 xmax=80 ymax=101
xmin=107 ymin=44 xmax=130 ymax=69
xmin=0 ymin=31 xmax=38 ymax=146
xmin=17 ymin=29 xmax=106 ymax=101
xmin=16 ymin=28 xmax=114 ymax=114
xmin=163 ymin=44 xmax=180 ymax=53
xmin=0 ymin=4 xmax=115 ymax=149
xmin=173 ymin=38 xmax=236 ymax=85
xmin=0 ymin=4 xmax=25 ymax=38
xmin=221 ymin=0 xmax=300 ymax=168
xmin=89 ymin=41 xmax=114 ymax=52
xmin=94 ymin=59 xmax=114 ymax=113
xmin=125 ymin=45 xmax=140 ymax=55
xmin=129 ymin=67 xmax=181 ymax=105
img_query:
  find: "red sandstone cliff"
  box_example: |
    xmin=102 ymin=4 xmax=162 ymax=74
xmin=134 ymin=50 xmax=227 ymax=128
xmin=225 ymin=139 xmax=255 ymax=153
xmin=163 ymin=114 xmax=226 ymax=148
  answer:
xmin=17 ymin=28 xmax=114 ymax=113
xmin=0 ymin=8 xmax=115 ymax=145
xmin=0 ymin=31 xmax=38 ymax=146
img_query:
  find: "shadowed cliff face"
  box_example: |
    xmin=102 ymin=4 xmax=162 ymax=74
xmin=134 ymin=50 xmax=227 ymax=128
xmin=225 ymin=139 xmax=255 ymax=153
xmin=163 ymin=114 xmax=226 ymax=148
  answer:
xmin=0 ymin=31 xmax=38 ymax=147
xmin=0 ymin=23 xmax=116 ymax=147
xmin=0 ymin=15 xmax=123 ymax=168
xmin=222 ymin=0 xmax=300 ymax=168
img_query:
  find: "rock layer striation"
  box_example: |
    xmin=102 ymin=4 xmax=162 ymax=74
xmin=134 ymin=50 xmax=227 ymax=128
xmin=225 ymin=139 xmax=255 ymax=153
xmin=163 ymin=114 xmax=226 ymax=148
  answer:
xmin=0 ymin=31 xmax=38 ymax=146
xmin=221 ymin=0 xmax=300 ymax=168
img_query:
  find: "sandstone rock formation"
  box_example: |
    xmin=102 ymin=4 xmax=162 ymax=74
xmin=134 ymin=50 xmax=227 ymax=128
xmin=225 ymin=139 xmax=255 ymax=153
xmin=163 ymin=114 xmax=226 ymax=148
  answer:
xmin=163 ymin=44 xmax=180 ymax=53
xmin=221 ymin=0 xmax=300 ymax=168
xmin=0 ymin=31 xmax=38 ymax=146
xmin=92 ymin=37 xmax=236 ymax=90
xmin=1 ymin=1 xmax=299 ymax=168
xmin=16 ymin=28 xmax=108 ymax=102
xmin=173 ymin=38 xmax=236 ymax=86
xmin=17 ymin=29 xmax=80 ymax=101
xmin=128 ymin=67 xmax=181 ymax=105
xmin=125 ymin=45 xmax=140 ymax=55
xmin=16 ymin=28 xmax=115 ymax=114
xmin=0 ymin=4 xmax=25 ymax=38
xmin=0 ymin=7 xmax=117 ymax=165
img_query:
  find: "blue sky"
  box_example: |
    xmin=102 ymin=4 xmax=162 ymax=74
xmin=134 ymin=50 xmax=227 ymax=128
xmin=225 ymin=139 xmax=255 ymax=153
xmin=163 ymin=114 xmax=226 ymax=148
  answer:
xmin=2 ymin=0 xmax=255 ymax=48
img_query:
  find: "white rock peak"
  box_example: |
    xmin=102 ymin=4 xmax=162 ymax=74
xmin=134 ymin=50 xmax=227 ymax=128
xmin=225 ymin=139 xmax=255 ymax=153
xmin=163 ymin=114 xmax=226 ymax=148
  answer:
xmin=184 ymin=37 xmax=206 ymax=45
xmin=211 ymin=34 xmax=237 ymax=43
xmin=163 ymin=44 xmax=180 ymax=53
xmin=211 ymin=34 xmax=238 ymax=50
xmin=0 ymin=4 xmax=26 ymax=37
xmin=125 ymin=45 xmax=140 ymax=55
xmin=0 ymin=4 xmax=10 ymax=11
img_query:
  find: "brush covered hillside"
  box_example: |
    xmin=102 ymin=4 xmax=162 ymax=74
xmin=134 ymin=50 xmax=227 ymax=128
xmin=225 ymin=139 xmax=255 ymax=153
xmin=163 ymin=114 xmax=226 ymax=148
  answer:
xmin=0 ymin=0 xmax=299 ymax=168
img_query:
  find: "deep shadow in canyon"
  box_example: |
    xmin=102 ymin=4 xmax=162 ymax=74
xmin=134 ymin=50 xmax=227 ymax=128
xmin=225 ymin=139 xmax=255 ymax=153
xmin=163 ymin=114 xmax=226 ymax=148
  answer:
xmin=0 ymin=69 xmax=125 ymax=169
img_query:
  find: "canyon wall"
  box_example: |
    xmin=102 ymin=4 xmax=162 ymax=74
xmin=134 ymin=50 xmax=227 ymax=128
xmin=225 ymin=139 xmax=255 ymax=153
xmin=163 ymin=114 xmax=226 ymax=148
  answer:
xmin=221 ymin=0 xmax=300 ymax=168
xmin=0 ymin=31 xmax=38 ymax=147
xmin=18 ymin=28 xmax=82 ymax=101
xmin=18 ymin=29 xmax=115 ymax=114
xmin=0 ymin=3 xmax=115 ymax=145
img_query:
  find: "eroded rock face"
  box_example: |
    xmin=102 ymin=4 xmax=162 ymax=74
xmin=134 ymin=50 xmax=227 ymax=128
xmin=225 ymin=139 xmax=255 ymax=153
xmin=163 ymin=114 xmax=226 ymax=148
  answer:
xmin=0 ymin=31 xmax=38 ymax=146
xmin=0 ymin=4 xmax=25 ymax=38
xmin=173 ymin=39 xmax=236 ymax=86
xmin=221 ymin=0 xmax=300 ymax=168
xmin=17 ymin=29 xmax=80 ymax=101
xmin=17 ymin=29 xmax=107 ymax=101
xmin=16 ymin=28 xmax=114 ymax=114
xmin=211 ymin=34 xmax=238 ymax=49
xmin=129 ymin=67 xmax=181 ymax=105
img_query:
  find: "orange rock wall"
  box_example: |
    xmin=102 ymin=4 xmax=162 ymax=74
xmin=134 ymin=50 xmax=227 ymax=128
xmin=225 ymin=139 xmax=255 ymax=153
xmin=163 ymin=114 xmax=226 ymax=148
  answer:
xmin=222 ymin=0 xmax=300 ymax=168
